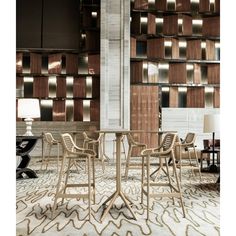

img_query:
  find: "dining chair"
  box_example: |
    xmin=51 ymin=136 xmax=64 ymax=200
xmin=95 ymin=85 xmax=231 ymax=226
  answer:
xmin=41 ymin=132 xmax=61 ymax=173
xmin=124 ymin=133 xmax=147 ymax=180
xmin=174 ymin=133 xmax=201 ymax=183
xmin=51 ymin=133 xmax=96 ymax=220
xmin=141 ymin=133 xmax=186 ymax=220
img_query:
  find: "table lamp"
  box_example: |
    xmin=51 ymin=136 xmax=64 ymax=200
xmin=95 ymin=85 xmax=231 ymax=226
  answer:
xmin=203 ymin=114 xmax=220 ymax=172
xmin=18 ymin=99 xmax=41 ymax=136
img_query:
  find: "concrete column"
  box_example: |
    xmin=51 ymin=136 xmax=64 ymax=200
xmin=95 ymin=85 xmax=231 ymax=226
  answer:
xmin=100 ymin=0 xmax=130 ymax=129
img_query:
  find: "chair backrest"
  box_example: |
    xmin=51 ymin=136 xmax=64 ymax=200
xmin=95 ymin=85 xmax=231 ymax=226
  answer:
xmin=126 ymin=133 xmax=135 ymax=146
xmin=161 ymin=133 xmax=177 ymax=152
xmin=183 ymin=132 xmax=196 ymax=146
xmin=60 ymin=133 xmax=76 ymax=153
xmin=44 ymin=132 xmax=56 ymax=144
xmin=203 ymin=139 xmax=220 ymax=149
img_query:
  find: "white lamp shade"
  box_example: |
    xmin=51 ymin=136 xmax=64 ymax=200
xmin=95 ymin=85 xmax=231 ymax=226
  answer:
xmin=203 ymin=114 xmax=220 ymax=133
xmin=18 ymin=99 xmax=40 ymax=119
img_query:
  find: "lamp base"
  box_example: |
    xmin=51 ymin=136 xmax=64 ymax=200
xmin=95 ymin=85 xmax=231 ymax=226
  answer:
xmin=23 ymin=118 xmax=34 ymax=136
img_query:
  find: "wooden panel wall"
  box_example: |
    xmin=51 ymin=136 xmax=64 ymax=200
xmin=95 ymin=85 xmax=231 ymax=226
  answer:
xmin=131 ymin=85 xmax=159 ymax=155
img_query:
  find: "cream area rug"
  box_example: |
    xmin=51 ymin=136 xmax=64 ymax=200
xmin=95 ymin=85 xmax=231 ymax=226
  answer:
xmin=16 ymin=158 xmax=220 ymax=236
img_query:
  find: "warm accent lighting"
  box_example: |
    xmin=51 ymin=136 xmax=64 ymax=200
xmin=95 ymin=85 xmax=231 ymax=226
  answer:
xmin=18 ymin=99 xmax=41 ymax=136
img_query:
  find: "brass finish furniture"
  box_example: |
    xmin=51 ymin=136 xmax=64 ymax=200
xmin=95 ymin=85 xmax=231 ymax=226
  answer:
xmin=124 ymin=133 xmax=147 ymax=180
xmin=52 ymin=133 xmax=96 ymax=220
xmin=141 ymin=133 xmax=186 ymax=220
xmin=41 ymin=132 xmax=61 ymax=173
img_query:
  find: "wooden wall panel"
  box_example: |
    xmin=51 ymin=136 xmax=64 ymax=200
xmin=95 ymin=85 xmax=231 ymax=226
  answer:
xmin=56 ymin=77 xmax=67 ymax=98
xmin=202 ymin=16 xmax=220 ymax=37
xmin=130 ymin=85 xmax=159 ymax=155
xmin=147 ymin=38 xmax=165 ymax=58
xmin=163 ymin=15 xmax=178 ymax=35
xmin=130 ymin=37 xmax=137 ymax=58
xmin=48 ymin=54 xmax=62 ymax=74
xmin=53 ymin=100 xmax=65 ymax=121
xmin=214 ymin=87 xmax=220 ymax=108
xmin=92 ymin=78 xmax=100 ymax=98
xmin=66 ymin=54 xmax=78 ymax=74
xmin=176 ymin=0 xmax=191 ymax=12
xmin=131 ymin=61 xmax=143 ymax=83
xmin=30 ymin=53 xmax=42 ymax=73
xmin=90 ymin=100 xmax=100 ymax=121
xmin=181 ymin=15 xmax=192 ymax=35
xmin=193 ymin=64 xmax=201 ymax=84
xmin=199 ymin=0 xmax=210 ymax=12
xmin=134 ymin=0 xmax=148 ymax=9
xmin=74 ymin=100 xmax=83 ymax=121
xmin=169 ymin=87 xmax=179 ymax=107
xmin=147 ymin=13 xmax=156 ymax=34
xmin=207 ymin=64 xmax=220 ymax=84
xmin=88 ymin=54 xmax=100 ymax=74
xmin=169 ymin=63 xmax=187 ymax=83
xmin=33 ymin=77 xmax=49 ymax=98
xmin=186 ymin=39 xmax=201 ymax=59
xmin=156 ymin=0 xmax=167 ymax=11
xmin=187 ymin=87 xmax=205 ymax=107
xmin=73 ymin=78 xmax=86 ymax=98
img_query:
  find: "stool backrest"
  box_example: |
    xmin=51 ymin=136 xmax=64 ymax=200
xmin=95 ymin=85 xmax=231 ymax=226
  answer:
xmin=161 ymin=133 xmax=177 ymax=152
xmin=61 ymin=133 xmax=75 ymax=153
xmin=183 ymin=133 xmax=196 ymax=146
xmin=44 ymin=132 xmax=57 ymax=144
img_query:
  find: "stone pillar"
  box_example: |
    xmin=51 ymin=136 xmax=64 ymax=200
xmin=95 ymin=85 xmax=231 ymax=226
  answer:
xmin=100 ymin=0 xmax=130 ymax=129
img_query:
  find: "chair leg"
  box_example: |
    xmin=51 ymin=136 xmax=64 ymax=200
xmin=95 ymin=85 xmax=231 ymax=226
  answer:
xmin=52 ymin=156 xmax=66 ymax=219
xmin=193 ymin=147 xmax=202 ymax=182
xmin=62 ymin=158 xmax=71 ymax=205
xmin=141 ymin=156 xmax=144 ymax=204
xmin=124 ymin=146 xmax=132 ymax=180
xmin=41 ymin=143 xmax=47 ymax=170
xmin=56 ymin=143 xmax=60 ymax=174
xmin=92 ymin=156 xmax=95 ymax=204
xmin=172 ymin=152 xmax=186 ymax=218
xmin=88 ymin=156 xmax=91 ymax=220
xmin=146 ymin=155 xmax=150 ymax=220
xmin=165 ymin=157 xmax=175 ymax=205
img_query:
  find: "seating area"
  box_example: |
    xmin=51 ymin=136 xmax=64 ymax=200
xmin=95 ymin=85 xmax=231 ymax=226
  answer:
xmin=14 ymin=0 xmax=223 ymax=235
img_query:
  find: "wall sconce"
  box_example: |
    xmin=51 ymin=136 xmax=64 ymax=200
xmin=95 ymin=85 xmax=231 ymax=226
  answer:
xmin=18 ymin=99 xmax=40 ymax=136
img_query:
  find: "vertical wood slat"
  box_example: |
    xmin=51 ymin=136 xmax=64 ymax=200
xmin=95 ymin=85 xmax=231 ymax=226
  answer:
xmin=66 ymin=54 xmax=78 ymax=74
xmin=131 ymin=61 xmax=143 ymax=83
xmin=187 ymin=87 xmax=205 ymax=107
xmin=214 ymin=87 xmax=220 ymax=108
xmin=193 ymin=63 xmax=201 ymax=84
xmin=176 ymin=0 xmax=191 ymax=12
xmin=53 ymin=100 xmax=65 ymax=121
xmin=206 ymin=40 xmax=215 ymax=60
xmin=33 ymin=77 xmax=49 ymax=98
xmin=56 ymin=77 xmax=67 ymax=98
xmin=73 ymin=78 xmax=86 ymax=98
xmin=163 ymin=15 xmax=178 ymax=35
xmin=147 ymin=13 xmax=156 ymax=34
xmin=90 ymin=100 xmax=100 ymax=121
xmin=88 ymin=54 xmax=100 ymax=74
xmin=74 ymin=100 xmax=83 ymax=121
xmin=207 ymin=64 xmax=220 ymax=84
xmin=186 ymin=39 xmax=201 ymax=59
xmin=181 ymin=15 xmax=192 ymax=36
xmin=130 ymin=37 xmax=137 ymax=58
xmin=147 ymin=38 xmax=165 ymax=58
xmin=199 ymin=0 xmax=210 ymax=12
xmin=30 ymin=53 xmax=42 ymax=74
xmin=202 ymin=16 xmax=220 ymax=37
xmin=156 ymin=0 xmax=167 ymax=11
xmin=169 ymin=87 xmax=179 ymax=107
xmin=134 ymin=0 xmax=148 ymax=9
xmin=169 ymin=63 xmax=187 ymax=83
xmin=48 ymin=54 xmax=62 ymax=74
xmin=92 ymin=78 xmax=100 ymax=98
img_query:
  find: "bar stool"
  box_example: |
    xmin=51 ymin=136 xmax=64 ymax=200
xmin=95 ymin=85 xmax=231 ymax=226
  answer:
xmin=51 ymin=133 xmax=96 ymax=220
xmin=141 ymin=133 xmax=186 ymax=220
xmin=82 ymin=131 xmax=105 ymax=172
xmin=124 ymin=133 xmax=147 ymax=180
xmin=41 ymin=132 xmax=61 ymax=173
xmin=175 ymin=133 xmax=202 ymax=183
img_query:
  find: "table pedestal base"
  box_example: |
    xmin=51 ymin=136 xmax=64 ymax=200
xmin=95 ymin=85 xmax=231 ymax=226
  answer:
xmin=101 ymin=190 xmax=137 ymax=222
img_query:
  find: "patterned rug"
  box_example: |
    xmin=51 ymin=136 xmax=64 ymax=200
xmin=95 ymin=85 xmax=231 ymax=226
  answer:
xmin=16 ymin=158 xmax=220 ymax=236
